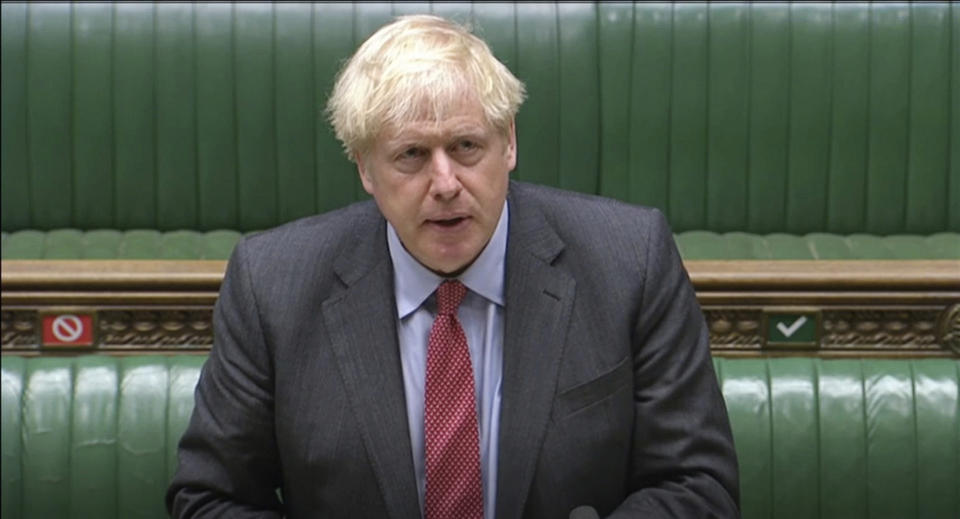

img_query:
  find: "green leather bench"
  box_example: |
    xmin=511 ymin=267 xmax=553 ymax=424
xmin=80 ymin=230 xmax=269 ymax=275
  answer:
xmin=3 ymin=355 xmax=958 ymax=518
xmin=2 ymin=2 xmax=957 ymax=259
xmin=3 ymin=229 xmax=959 ymax=260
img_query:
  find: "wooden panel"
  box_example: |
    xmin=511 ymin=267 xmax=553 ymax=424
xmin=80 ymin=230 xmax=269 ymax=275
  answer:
xmin=3 ymin=260 xmax=957 ymax=357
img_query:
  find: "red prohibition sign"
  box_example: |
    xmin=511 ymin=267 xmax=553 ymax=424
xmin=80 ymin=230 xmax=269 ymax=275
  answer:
xmin=42 ymin=313 xmax=95 ymax=347
xmin=52 ymin=315 xmax=84 ymax=342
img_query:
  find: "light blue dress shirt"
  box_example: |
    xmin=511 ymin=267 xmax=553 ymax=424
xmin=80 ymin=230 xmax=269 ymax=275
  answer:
xmin=387 ymin=203 xmax=508 ymax=519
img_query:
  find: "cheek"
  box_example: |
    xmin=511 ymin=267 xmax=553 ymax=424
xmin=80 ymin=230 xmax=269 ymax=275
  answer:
xmin=375 ymin=181 xmax=426 ymax=224
xmin=483 ymin=165 xmax=511 ymax=196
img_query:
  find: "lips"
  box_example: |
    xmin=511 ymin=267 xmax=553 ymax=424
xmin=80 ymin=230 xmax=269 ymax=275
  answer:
xmin=433 ymin=217 xmax=465 ymax=227
xmin=425 ymin=215 xmax=470 ymax=229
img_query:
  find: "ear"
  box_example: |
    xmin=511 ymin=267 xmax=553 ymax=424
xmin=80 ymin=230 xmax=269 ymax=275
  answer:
xmin=355 ymin=153 xmax=376 ymax=195
xmin=505 ymin=119 xmax=517 ymax=172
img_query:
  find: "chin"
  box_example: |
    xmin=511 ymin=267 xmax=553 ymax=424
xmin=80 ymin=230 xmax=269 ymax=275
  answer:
xmin=427 ymin=260 xmax=468 ymax=277
xmin=423 ymin=253 xmax=475 ymax=277
xmin=422 ymin=246 xmax=477 ymax=272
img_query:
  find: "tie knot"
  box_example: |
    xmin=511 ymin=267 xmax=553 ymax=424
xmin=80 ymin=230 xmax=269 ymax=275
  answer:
xmin=436 ymin=280 xmax=467 ymax=315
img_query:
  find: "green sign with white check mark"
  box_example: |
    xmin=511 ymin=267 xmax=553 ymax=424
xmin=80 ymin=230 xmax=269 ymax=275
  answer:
xmin=766 ymin=312 xmax=819 ymax=347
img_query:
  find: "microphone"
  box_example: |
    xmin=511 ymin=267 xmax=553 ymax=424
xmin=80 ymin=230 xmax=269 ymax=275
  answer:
xmin=569 ymin=505 xmax=600 ymax=519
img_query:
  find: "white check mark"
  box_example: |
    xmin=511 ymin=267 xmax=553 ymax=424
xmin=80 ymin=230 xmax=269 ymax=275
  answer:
xmin=776 ymin=316 xmax=808 ymax=338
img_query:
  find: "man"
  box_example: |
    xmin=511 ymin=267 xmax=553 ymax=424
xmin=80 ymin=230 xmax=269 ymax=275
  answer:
xmin=168 ymin=15 xmax=739 ymax=518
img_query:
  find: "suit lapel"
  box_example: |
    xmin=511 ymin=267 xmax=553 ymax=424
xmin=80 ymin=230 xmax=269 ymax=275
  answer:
xmin=496 ymin=186 xmax=576 ymax=519
xmin=321 ymin=215 xmax=420 ymax=519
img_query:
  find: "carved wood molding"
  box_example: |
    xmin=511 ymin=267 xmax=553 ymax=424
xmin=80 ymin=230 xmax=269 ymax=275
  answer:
xmin=1 ymin=307 xmax=213 ymax=352
xmin=3 ymin=260 xmax=958 ymax=356
xmin=98 ymin=309 xmax=213 ymax=349
xmin=704 ymin=305 xmax=959 ymax=357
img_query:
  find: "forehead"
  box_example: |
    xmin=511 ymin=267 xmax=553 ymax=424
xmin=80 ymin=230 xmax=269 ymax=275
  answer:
xmin=379 ymin=97 xmax=492 ymax=145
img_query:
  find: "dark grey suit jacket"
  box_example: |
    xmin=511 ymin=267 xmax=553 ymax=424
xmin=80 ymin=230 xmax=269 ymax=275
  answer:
xmin=167 ymin=181 xmax=739 ymax=518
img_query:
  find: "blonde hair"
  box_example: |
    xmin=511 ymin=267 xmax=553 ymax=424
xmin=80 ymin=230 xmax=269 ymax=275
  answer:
xmin=326 ymin=14 xmax=525 ymax=159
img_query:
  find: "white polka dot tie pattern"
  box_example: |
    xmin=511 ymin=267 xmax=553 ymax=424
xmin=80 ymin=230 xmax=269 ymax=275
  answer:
xmin=424 ymin=280 xmax=484 ymax=519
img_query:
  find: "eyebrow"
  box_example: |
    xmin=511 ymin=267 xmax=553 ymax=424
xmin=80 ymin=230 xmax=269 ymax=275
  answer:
xmin=385 ymin=125 xmax=488 ymax=148
xmin=392 ymin=119 xmax=488 ymax=137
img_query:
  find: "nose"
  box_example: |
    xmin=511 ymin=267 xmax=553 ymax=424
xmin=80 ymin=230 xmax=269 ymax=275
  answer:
xmin=427 ymin=149 xmax=461 ymax=201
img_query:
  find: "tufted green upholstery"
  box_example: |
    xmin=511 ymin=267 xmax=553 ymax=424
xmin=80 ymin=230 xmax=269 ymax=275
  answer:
xmin=2 ymin=355 xmax=958 ymax=518
xmin=674 ymin=231 xmax=960 ymax=260
xmin=2 ymin=2 xmax=957 ymax=237
xmin=0 ymin=230 xmax=245 ymax=260
xmin=0 ymin=229 xmax=244 ymax=260
xmin=2 ymin=229 xmax=959 ymax=260
xmin=1 ymin=355 xmax=203 ymax=519
xmin=716 ymin=357 xmax=960 ymax=519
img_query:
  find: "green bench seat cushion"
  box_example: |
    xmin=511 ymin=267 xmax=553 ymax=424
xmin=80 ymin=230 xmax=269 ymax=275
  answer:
xmin=0 ymin=230 xmax=245 ymax=260
xmin=2 ymin=229 xmax=958 ymax=260
xmin=2 ymin=355 xmax=958 ymax=518
xmin=675 ymin=231 xmax=960 ymax=260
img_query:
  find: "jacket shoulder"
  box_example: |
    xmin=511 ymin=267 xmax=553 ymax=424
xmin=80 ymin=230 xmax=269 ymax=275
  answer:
xmin=224 ymin=200 xmax=383 ymax=289
xmin=509 ymin=181 xmax=669 ymax=243
xmin=238 ymin=200 xmax=380 ymax=261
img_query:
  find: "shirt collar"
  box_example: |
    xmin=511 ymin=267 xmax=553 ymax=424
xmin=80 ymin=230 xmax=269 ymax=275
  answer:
xmin=387 ymin=202 xmax=508 ymax=319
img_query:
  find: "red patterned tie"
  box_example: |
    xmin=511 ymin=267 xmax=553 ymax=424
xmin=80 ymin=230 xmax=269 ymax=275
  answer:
xmin=424 ymin=280 xmax=484 ymax=519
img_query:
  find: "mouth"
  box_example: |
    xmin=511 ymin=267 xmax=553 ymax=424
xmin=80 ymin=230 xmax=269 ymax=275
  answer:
xmin=425 ymin=215 xmax=470 ymax=229
xmin=431 ymin=217 xmax=466 ymax=227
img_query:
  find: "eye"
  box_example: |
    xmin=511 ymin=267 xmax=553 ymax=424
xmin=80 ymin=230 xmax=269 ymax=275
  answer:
xmin=398 ymin=147 xmax=425 ymax=160
xmin=452 ymin=139 xmax=480 ymax=154
xmin=392 ymin=146 xmax=428 ymax=173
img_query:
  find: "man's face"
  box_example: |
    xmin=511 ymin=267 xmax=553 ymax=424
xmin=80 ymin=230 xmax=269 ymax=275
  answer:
xmin=356 ymin=100 xmax=516 ymax=276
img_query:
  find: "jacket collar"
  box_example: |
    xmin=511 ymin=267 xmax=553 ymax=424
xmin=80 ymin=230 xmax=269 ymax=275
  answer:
xmin=495 ymin=182 xmax=576 ymax=518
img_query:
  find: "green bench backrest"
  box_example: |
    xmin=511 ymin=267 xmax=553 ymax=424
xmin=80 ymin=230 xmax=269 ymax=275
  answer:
xmin=3 ymin=228 xmax=960 ymax=260
xmin=2 ymin=2 xmax=958 ymax=234
xmin=2 ymin=355 xmax=958 ymax=518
